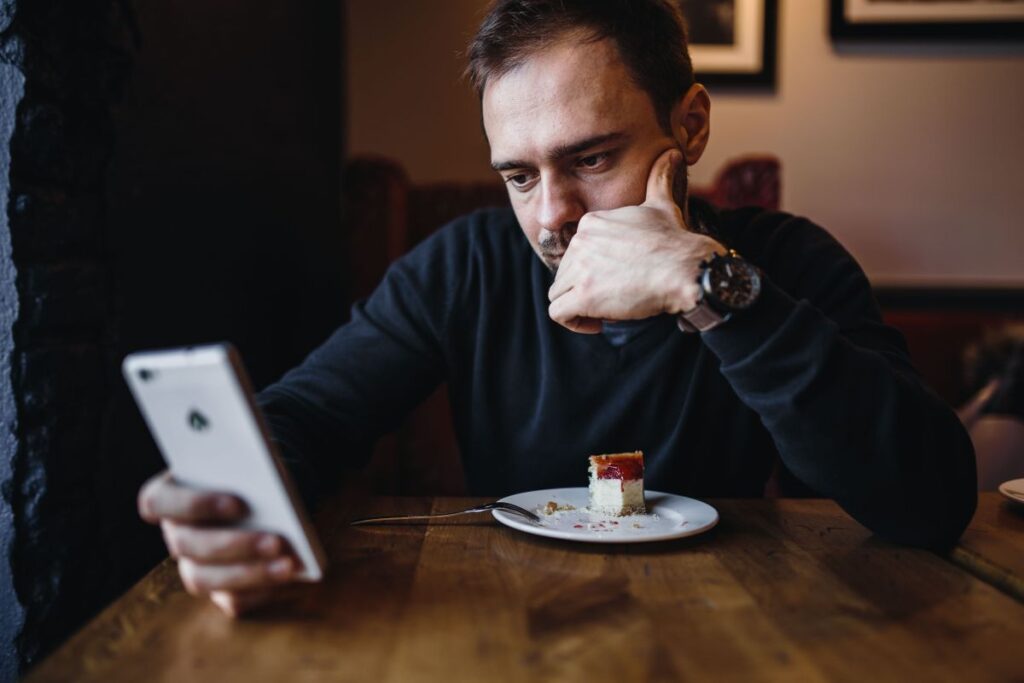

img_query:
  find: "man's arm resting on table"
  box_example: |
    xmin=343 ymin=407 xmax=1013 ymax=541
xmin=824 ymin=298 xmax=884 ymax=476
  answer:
xmin=701 ymin=266 xmax=977 ymax=550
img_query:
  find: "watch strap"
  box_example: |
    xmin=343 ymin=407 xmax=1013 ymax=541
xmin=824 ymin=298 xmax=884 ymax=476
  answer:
xmin=677 ymin=299 xmax=729 ymax=333
xmin=677 ymin=249 xmax=741 ymax=334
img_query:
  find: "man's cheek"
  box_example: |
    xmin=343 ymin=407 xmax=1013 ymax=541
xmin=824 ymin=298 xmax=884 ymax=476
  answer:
xmin=590 ymin=174 xmax=644 ymax=211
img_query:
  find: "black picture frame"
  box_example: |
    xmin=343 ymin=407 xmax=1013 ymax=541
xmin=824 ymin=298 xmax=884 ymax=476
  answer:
xmin=830 ymin=0 xmax=1024 ymax=41
xmin=679 ymin=0 xmax=778 ymax=88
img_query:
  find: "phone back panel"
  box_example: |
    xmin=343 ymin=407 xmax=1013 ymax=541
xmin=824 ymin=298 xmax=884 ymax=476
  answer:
xmin=123 ymin=344 xmax=325 ymax=581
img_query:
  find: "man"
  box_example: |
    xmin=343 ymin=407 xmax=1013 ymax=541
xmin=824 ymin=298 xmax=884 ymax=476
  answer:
xmin=138 ymin=0 xmax=977 ymax=617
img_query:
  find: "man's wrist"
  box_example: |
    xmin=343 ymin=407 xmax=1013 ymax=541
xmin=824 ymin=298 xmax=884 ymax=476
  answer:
xmin=677 ymin=247 xmax=762 ymax=333
xmin=667 ymin=239 xmax=727 ymax=315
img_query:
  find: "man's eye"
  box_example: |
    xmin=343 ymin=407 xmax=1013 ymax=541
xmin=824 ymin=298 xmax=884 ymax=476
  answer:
xmin=504 ymin=173 xmax=535 ymax=189
xmin=577 ymin=152 xmax=609 ymax=170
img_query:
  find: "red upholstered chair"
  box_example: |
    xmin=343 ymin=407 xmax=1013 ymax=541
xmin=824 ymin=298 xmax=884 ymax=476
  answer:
xmin=342 ymin=154 xmax=782 ymax=494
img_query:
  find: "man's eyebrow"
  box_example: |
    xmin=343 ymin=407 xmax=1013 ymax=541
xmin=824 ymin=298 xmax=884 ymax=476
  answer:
xmin=490 ymin=132 xmax=626 ymax=172
xmin=548 ymin=132 xmax=626 ymax=162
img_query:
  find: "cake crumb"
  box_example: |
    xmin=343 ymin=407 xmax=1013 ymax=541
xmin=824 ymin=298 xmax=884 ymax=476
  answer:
xmin=542 ymin=501 xmax=577 ymax=515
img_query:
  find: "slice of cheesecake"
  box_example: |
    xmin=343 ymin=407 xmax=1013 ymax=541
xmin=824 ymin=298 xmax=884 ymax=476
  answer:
xmin=588 ymin=451 xmax=646 ymax=516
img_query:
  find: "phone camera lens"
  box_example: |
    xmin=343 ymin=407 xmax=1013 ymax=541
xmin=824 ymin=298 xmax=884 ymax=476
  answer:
xmin=138 ymin=368 xmax=154 ymax=382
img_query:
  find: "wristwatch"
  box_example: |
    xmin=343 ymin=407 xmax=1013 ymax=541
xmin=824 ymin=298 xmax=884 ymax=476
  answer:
xmin=677 ymin=249 xmax=762 ymax=333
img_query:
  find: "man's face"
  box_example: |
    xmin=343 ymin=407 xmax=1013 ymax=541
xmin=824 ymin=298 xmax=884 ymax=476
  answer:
xmin=482 ymin=37 xmax=682 ymax=272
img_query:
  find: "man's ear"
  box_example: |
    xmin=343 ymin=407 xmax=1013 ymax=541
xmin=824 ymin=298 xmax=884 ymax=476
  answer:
xmin=670 ymin=84 xmax=711 ymax=166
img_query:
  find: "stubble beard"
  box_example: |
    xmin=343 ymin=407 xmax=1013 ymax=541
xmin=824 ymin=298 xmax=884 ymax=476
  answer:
xmin=539 ymin=226 xmax=575 ymax=274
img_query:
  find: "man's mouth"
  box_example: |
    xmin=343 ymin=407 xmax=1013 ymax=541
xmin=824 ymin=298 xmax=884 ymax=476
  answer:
xmin=542 ymin=252 xmax=564 ymax=268
xmin=539 ymin=226 xmax=575 ymax=272
xmin=540 ymin=251 xmax=563 ymax=274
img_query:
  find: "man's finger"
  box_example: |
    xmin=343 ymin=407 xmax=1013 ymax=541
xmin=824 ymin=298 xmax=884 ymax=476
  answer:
xmin=210 ymin=588 xmax=276 ymax=618
xmin=163 ymin=522 xmax=288 ymax=563
xmin=565 ymin=317 xmax=603 ymax=334
xmin=549 ymin=295 xmax=602 ymax=335
xmin=139 ymin=470 xmax=247 ymax=524
xmin=643 ymin=147 xmax=683 ymax=209
xmin=178 ymin=556 xmax=296 ymax=595
xmin=210 ymin=583 xmax=309 ymax=618
xmin=548 ymin=276 xmax=571 ymax=303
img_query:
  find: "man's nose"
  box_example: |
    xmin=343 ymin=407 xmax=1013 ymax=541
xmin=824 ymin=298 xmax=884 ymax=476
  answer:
xmin=537 ymin=178 xmax=584 ymax=234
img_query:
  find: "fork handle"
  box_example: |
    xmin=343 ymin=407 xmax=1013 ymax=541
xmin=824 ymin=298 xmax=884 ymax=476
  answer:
xmin=349 ymin=508 xmax=487 ymax=526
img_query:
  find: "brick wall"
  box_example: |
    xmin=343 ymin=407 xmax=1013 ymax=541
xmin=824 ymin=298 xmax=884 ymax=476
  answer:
xmin=1 ymin=1 xmax=345 ymax=676
xmin=0 ymin=0 xmax=137 ymax=673
xmin=0 ymin=2 xmax=26 ymax=678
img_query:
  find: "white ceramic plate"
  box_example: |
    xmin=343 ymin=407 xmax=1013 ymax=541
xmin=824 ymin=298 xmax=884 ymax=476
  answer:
xmin=492 ymin=487 xmax=718 ymax=544
xmin=998 ymin=478 xmax=1024 ymax=505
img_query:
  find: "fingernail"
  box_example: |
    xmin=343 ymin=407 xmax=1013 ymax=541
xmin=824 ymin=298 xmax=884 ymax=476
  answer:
xmin=269 ymin=557 xmax=292 ymax=579
xmin=257 ymin=535 xmax=279 ymax=557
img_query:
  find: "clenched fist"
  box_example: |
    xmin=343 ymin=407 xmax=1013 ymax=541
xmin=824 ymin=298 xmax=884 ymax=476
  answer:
xmin=547 ymin=147 xmax=725 ymax=334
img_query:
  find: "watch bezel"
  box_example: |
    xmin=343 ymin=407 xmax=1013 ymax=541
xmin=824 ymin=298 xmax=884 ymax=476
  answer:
xmin=701 ymin=250 xmax=762 ymax=313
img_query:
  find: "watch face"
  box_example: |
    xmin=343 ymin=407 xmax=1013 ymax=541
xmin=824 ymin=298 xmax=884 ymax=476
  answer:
xmin=703 ymin=255 xmax=762 ymax=311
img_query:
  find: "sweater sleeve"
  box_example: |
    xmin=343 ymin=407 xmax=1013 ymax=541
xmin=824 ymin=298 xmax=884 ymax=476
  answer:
xmin=702 ymin=213 xmax=977 ymax=550
xmin=255 ymin=221 xmax=470 ymax=507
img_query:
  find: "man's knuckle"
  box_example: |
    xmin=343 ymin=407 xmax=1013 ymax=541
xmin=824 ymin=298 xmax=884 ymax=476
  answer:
xmin=138 ymin=477 xmax=166 ymax=521
xmin=137 ymin=492 xmax=153 ymax=521
xmin=548 ymin=302 xmax=566 ymax=323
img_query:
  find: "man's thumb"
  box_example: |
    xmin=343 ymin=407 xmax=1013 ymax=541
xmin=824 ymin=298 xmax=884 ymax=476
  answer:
xmin=643 ymin=147 xmax=683 ymax=208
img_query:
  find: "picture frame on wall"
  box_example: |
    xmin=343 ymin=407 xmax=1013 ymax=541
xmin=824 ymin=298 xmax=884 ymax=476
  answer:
xmin=830 ymin=0 xmax=1024 ymax=41
xmin=678 ymin=0 xmax=777 ymax=88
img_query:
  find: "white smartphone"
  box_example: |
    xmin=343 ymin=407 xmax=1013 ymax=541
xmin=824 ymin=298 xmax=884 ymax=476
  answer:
xmin=123 ymin=343 xmax=326 ymax=581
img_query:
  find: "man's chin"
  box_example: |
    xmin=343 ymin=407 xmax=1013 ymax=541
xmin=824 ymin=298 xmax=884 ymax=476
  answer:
xmin=541 ymin=254 xmax=563 ymax=274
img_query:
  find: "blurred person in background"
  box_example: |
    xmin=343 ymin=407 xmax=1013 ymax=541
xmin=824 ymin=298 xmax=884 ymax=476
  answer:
xmin=959 ymin=325 xmax=1024 ymax=489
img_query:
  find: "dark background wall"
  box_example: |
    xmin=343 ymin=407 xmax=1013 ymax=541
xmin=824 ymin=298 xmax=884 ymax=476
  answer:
xmin=0 ymin=1 xmax=26 ymax=675
xmin=2 ymin=1 xmax=136 ymax=675
xmin=1 ymin=0 xmax=346 ymax=676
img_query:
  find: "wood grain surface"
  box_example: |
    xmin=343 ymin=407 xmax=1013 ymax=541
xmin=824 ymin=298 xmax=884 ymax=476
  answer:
xmin=949 ymin=492 xmax=1024 ymax=601
xmin=25 ymin=496 xmax=1024 ymax=683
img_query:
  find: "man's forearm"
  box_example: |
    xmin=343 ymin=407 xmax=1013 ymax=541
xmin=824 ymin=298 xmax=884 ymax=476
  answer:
xmin=702 ymin=279 xmax=977 ymax=549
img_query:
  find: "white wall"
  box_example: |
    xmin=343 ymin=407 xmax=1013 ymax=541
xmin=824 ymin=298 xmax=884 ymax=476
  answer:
xmin=347 ymin=0 xmax=1024 ymax=286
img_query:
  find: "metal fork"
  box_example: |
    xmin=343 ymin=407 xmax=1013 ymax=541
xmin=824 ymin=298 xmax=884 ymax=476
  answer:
xmin=350 ymin=502 xmax=541 ymax=525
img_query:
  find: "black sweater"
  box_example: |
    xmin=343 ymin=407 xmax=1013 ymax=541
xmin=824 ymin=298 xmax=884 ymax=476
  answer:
xmin=258 ymin=203 xmax=977 ymax=549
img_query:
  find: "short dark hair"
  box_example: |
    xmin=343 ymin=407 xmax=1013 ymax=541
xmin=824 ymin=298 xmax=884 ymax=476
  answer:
xmin=466 ymin=0 xmax=695 ymax=131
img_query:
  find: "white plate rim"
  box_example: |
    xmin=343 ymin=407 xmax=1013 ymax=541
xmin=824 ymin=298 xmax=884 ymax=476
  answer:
xmin=998 ymin=478 xmax=1024 ymax=504
xmin=492 ymin=487 xmax=719 ymax=544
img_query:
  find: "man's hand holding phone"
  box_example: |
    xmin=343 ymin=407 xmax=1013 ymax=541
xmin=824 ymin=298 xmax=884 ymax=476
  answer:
xmin=138 ymin=471 xmax=298 ymax=617
xmin=125 ymin=344 xmax=327 ymax=617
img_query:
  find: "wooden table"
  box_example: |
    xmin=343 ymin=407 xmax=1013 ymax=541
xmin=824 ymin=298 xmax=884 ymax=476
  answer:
xmin=951 ymin=492 xmax=1024 ymax=601
xmin=26 ymin=493 xmax=1024 ymax=682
